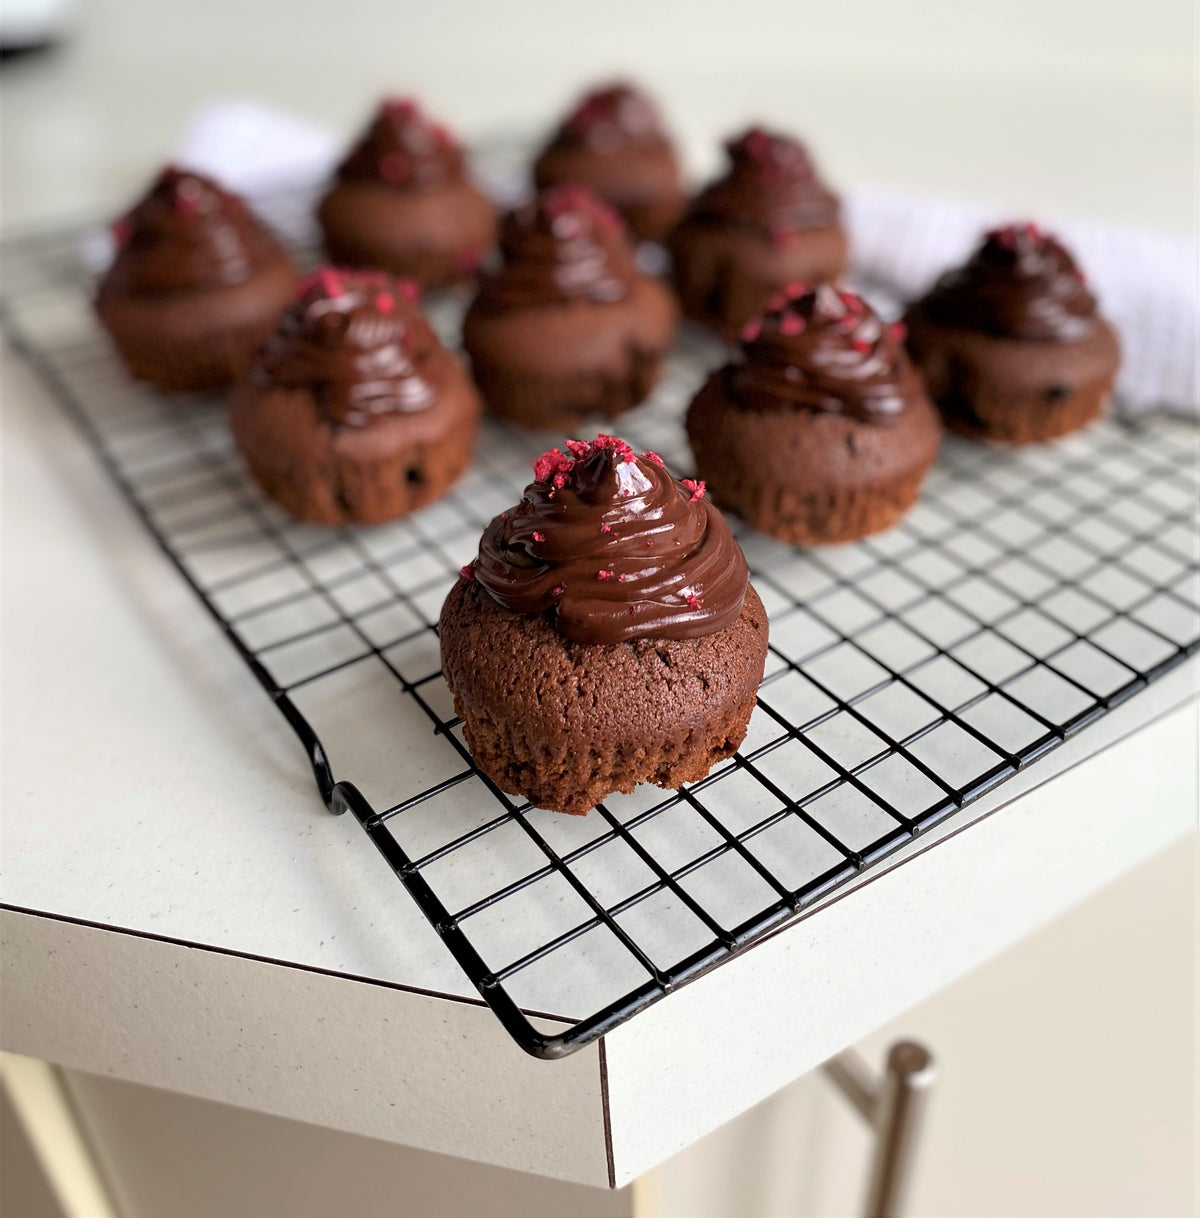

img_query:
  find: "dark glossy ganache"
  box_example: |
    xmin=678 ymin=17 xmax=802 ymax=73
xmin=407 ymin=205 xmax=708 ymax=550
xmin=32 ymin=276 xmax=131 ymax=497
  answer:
xmin=466 ymin=434 xmax=748 ymax=644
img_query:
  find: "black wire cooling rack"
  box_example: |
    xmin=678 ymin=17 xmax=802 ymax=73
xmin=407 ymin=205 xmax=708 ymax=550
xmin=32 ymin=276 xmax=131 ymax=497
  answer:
xmin=3 ymin=205 xmax=1198 ymax=1059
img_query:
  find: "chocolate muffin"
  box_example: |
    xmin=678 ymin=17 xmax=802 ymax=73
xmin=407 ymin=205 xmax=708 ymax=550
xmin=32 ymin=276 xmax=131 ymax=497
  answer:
xmin=440 ymin=435 xmax=769 ymax=815
xmin=533 ymin=82 xmax=686 ymax=242
xmin=462 ymin=186 xmax=677 ymax=429
xmin=317 ymin=98 xmax=497 ymax=289
xmin=229 ymin=268 xmax=480 ymax=525
xmin=904 ymin=223 xmax=1121 ymax=444
xmin=687 ymin=285 xmax=941 ymax=544
xmin=668 ymin=127 xmax=847 ymax=337
xmin=94 ymin=167 xmax=300 ymax=392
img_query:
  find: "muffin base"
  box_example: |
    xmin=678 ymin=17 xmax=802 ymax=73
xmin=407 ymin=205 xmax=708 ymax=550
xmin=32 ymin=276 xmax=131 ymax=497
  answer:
xmin=462 ymin=277 xmax=677 ymax=430
xmin=94 ymin=255 xmax=300 ymax=393
xmin=686 ymin=371 xmax=942 ymax=545
xmin=229 ymin=352 xmax=480 ymax=525
xmin=318 ymin=179 xmax=496 ymax=290
xmin=904 ymin=310 xmax=1121 ymax=445
xmin=439 ymin=580 xmax=769 ymax=816
xmin=668 ymin=221 xmax=848 ymax=336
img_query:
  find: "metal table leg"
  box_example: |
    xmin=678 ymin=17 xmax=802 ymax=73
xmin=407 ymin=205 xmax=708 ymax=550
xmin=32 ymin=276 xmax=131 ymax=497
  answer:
xmin=822 ymin=1040 xmax=936 ymax=1218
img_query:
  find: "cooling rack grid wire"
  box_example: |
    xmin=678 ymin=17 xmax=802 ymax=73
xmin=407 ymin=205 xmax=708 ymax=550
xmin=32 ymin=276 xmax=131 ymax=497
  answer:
xmin=2 ymin=206 xmax=1197 ymax=1058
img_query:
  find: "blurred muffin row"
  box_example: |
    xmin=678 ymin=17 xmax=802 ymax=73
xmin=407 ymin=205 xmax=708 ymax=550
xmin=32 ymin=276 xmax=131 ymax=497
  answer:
xmin=92 ymin=82 xmax=1121 ymax=545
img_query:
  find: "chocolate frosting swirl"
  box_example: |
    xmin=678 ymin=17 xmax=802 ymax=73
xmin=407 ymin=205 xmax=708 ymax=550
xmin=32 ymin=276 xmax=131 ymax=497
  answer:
xmin=250 ymin=268 xmax=445 ymax=426
xmin=336 ymin=98 xmax=464 ymax=190
xmin=729 ymin=284 xmax=912 ymax=423
xmin=686 ymin=127 xmax=840 ymax=238
xmin=106 ymin=166 xmax=284 ymax=294
xmin=547 ymin=82 xmax=672 ymax=154
xmin=471 ymin=186 xmax=638 ymax=311
xmin=469 ymin=435 xmax=749 ymax=644
xmin=917 ymin=223 xmax=1098 ymax=341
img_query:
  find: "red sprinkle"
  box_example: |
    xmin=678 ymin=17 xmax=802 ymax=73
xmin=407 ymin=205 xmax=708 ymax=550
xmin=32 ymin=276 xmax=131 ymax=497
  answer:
xmin=375 ymin=292 xmax=394 ymax=314
xmin=382 ymin=97 xmax=418 ymax=121
xmin=551 ymin=584 xmax=566 ymax=596
xmin=454 ymin=248 xmax=482 ymax=276
xmin=592 ymin=433 xmax=636 ymax=463
xmin=740 ymin=127 xmax=774 ymax=163
xmin=681 ymin=478 xmax=706 ymax=502
xmin=889 ymin=321 xmax=908 ymax=343
xmin=600 ymin=523 xmax=613 ymax=533
xmin=380 ymin=151 xmax=411 ymax=184
xmin=172 ymin=178 xmax=202 ymax=217
xmin=778 ymin=313 xmax=805 ymax=336
xmin=460 ymin=562 xmax=475 ymax=580
xmin=531 ymin=531 xmax=546 ymax=542
xmin=543 ymin=185 xmax=624 ymax=238
xmin=533 ymin=447 xmax=574 ymax=483
xmin=597 ymin=569 xmax=616 ymax=580
xmin=851 ymin=338 xmax=872 ymax=353
xmin=685 ymin=592 xmax=703 ymax=610
xmin=988 ymin=222 xmax=1048 ymax=251
xmin=740 ymin=318 xmax=763 ymax=342
xmin=641 ymin=450 xmax=665 ymax=467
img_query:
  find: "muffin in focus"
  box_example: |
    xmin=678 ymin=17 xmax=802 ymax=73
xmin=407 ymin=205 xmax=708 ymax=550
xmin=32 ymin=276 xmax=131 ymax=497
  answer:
xmin=668 ymin=127 xmax=847 ymax=336
xmin=229 ymin=268 xmax=480 ymax=525
xmin=462 ymin=186 xmax=677 ymax=430
xmin=533 ymin=82 xmax=686 ymax=242
xmin=904 ymin=222 xmax=1120 ymax=444
xmin=440 ymin=434 xmax=769 ymax=815
xmin=687 ymin=284 xmax=941 ymax=544
xmin=317 ymin=98 xmax=496 ymax=289
xmin=95 ymin=166 xmax=300 ymax=392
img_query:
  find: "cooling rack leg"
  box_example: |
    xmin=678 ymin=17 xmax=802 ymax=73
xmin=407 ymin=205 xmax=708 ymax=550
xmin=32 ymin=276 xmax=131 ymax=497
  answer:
xmin=822 ymin=1039 xmax=936 ymax=1218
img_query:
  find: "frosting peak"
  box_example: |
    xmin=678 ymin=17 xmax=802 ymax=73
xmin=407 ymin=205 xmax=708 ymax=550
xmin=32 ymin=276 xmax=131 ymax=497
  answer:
xmin=918 ymin=222 xmax=1098 ymax=341
xmin=250 ymin=268 xmax=445 ymax=426
xmin=336 ymin=98 xmax=464 ymax=190
xmin=473 ymin=186 xmax=638 ymax=311
xmin=554 ymin=83 xmax=670 ymax=153
xmin=730 ymin=284 xmax=911 ymax=422
xmin=106 ymin=166 xmax=282 ymax=294
xmin=687 ymin=127 xmax=840 ymax=238
xmin=469 ymin=435 xmax=749 ymax=644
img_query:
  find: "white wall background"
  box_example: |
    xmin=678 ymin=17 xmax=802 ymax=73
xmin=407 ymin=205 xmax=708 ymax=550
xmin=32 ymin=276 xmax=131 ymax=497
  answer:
xmin=1 ymin=0 xmax=1194 ymax=228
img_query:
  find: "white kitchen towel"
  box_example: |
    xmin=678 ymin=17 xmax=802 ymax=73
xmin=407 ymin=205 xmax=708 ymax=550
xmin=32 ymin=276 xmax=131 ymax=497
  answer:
xmin=99 ymin=103 xmax=1199 ymax=418
xmin=846 ymin=190 xmax=1198 ymax=418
